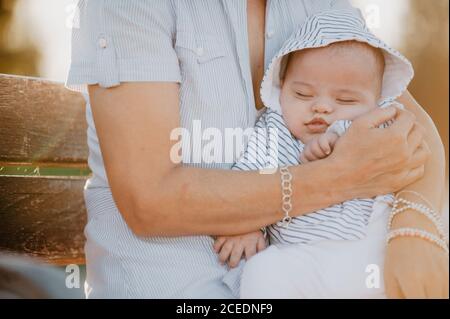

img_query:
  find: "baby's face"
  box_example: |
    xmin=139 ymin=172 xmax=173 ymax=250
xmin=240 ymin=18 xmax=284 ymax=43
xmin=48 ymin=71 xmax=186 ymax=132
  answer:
xmin=279 ymin=45 xmax=382 ymax=144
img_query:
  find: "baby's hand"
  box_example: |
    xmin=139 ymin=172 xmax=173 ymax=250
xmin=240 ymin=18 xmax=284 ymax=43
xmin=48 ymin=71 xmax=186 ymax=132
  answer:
xmin=300 ymin=132 xmax=339 ymax=163
xmin=213 ymin=231 xmax=266 ymax=268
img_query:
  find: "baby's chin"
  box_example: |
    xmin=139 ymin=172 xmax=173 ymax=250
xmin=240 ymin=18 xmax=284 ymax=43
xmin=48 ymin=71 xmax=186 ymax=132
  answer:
xmin=288 ymin=123 xmax=328 ymax=143
xmin=291 ymin=130 xmax=319 ymax=144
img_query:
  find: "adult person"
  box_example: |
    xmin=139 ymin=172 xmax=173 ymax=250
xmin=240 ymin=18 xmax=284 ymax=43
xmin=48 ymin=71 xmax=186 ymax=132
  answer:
xmin=66 ymin=0 xmax=447 ymax=298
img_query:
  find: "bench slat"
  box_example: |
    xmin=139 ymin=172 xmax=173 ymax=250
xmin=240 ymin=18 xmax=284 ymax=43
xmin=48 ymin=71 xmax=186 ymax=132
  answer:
xmin=0 ymin=74 xmax=88 ymax=163
xmin=0 ymin=176 xmax=87 ymax=265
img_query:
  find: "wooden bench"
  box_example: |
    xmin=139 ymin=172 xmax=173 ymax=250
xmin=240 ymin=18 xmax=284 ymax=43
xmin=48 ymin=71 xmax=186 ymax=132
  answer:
xmin=0 ymin=74 xmax=88 ymax=265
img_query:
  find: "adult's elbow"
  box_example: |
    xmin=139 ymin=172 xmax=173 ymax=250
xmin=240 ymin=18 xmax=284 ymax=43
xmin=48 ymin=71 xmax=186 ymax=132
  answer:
xmin=113 ymin=189 xmax=163 ymax=237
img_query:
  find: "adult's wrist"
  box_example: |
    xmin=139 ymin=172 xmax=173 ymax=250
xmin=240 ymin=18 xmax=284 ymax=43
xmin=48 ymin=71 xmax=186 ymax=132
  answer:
xmin=390 ymin=192 xmax=445 ymax=237
xmin=291 ymin=158 xmax=348 ymax=216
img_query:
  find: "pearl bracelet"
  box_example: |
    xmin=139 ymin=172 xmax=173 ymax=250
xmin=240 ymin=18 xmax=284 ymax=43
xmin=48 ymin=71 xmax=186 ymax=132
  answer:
xmin=387 ymin=228 xmax=449 ymax=255
xmin=389 ymin=191 xmax=448 ymax=243
xmin=397 ymin=190 xmax=437 ymax=212
xmin=389 ymin=200 xmax=448 ymax=241
xmin=280 ymin=166 xmax=293 ymax=228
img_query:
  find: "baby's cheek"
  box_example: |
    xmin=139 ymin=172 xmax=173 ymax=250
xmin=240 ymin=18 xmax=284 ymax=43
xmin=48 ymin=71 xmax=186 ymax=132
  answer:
xmin=280 ymin=97 xmax=311 ymax=141
xmin=337 ymin=105 xmax=372 ymax=121
xmin=284 ymin=116 xmax=304 ymax=139
xmin=282 ymin=105 xmax=305 ymax=126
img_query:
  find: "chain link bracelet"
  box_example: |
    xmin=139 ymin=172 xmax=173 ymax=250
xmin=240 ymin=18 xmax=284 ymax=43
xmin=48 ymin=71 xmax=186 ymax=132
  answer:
xmin=280 ymin=166 xmax=293 ymax=228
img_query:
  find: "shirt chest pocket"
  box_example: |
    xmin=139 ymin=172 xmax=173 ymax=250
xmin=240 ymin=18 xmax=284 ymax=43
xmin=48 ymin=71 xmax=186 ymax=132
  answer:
xmin=175 ymin=32 xmax=227 ymax=65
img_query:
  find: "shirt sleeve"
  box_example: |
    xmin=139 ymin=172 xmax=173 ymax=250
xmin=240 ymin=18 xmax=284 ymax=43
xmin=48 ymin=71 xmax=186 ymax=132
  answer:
xmin=66 ymin=0 xmax=181 ymax=93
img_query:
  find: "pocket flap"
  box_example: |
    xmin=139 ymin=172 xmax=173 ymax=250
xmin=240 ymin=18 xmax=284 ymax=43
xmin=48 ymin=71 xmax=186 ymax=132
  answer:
xmin=175 ymin=32 xmax=226 ymax=64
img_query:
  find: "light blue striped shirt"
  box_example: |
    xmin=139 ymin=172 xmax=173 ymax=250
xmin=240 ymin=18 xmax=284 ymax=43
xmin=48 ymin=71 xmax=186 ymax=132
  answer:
xmin=66 ymin=0 xmax=360 ymax=299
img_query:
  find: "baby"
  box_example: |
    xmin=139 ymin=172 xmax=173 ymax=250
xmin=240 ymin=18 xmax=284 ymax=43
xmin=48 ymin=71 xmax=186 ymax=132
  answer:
xmin=214 ymin=10 xmax=414 ymax=298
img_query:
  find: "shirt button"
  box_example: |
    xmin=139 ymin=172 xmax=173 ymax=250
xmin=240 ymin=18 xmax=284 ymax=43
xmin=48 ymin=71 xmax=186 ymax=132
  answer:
xmin=98 ymin=38 xmax=107 ymax=49
xmin=196 ymin=47 xmax=204 ymax=57
xmin=266 ymin=30 xmax=275 ymax=39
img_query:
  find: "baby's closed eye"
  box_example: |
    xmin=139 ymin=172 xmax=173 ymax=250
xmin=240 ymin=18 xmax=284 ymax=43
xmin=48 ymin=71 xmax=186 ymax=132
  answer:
xmin=336 ymin=98 xmax=359 ymax=104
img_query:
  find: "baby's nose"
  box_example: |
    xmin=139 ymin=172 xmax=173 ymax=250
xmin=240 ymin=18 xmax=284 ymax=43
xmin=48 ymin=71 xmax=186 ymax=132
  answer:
xmin=312 ymin=102 xmax=333 ymax=114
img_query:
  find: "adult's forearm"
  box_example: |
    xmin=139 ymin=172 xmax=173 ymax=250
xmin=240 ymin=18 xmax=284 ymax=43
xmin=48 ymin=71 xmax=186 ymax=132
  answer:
xmin=133 ymin=159 xmax=343 ymax=237
xmin=91 ymin=83 xmax=427 ymax=239
xmin=89 ymin=83 xmax=359 ymax=238
xmin=393 ymin=92 xmax=447 ymax=233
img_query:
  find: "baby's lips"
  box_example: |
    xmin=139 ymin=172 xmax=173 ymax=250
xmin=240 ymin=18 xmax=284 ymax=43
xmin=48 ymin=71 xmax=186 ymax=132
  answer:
xmin=305 ymin=123 xmax=328 ymax=134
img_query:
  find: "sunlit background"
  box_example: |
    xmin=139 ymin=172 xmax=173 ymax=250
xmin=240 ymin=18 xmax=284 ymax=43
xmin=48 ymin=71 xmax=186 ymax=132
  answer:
xmin=0 ymin=0 xmax=448 ymax=221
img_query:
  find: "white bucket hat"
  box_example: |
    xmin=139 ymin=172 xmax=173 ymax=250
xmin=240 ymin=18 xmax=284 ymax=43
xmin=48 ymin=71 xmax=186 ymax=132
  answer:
xmin=260 ymin=9 xmax=414 ymax=113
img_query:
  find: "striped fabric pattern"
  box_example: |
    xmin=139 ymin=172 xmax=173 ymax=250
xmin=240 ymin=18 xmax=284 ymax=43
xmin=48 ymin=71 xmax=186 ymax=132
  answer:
xmin=66 ymin=0 xmax=364 ymax=298
xmin=260 ymin=10 xmax=414 ymax=113
xmin=232 ymin=109 xmax=395 ymax=245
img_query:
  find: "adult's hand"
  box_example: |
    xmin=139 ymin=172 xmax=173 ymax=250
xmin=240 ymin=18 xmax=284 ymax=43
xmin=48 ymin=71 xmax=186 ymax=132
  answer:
xmin=327 ymin=106 xmax=429 ymax=200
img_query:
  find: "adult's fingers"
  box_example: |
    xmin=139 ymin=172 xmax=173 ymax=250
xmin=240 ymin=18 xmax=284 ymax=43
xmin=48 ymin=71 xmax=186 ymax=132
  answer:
xmin=356 ymin=105 xmax=398 ymax=128
xmin=402 ymin=141 xmax=431 ymax=172
xmin=405 ymin=142 xmax=430 ymax=171
xmin=389 ymin=108 xmax=416 ymax=137
xmin=407 ymin=124 xmax=425 ymax=154
xmin=401 ymin=165 xmax=426 ymax=189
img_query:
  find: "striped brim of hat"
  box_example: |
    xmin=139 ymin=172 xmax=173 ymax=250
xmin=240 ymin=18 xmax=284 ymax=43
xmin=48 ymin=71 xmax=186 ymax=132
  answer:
xmin=260 ymin=9 xmax=414 ymax=113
